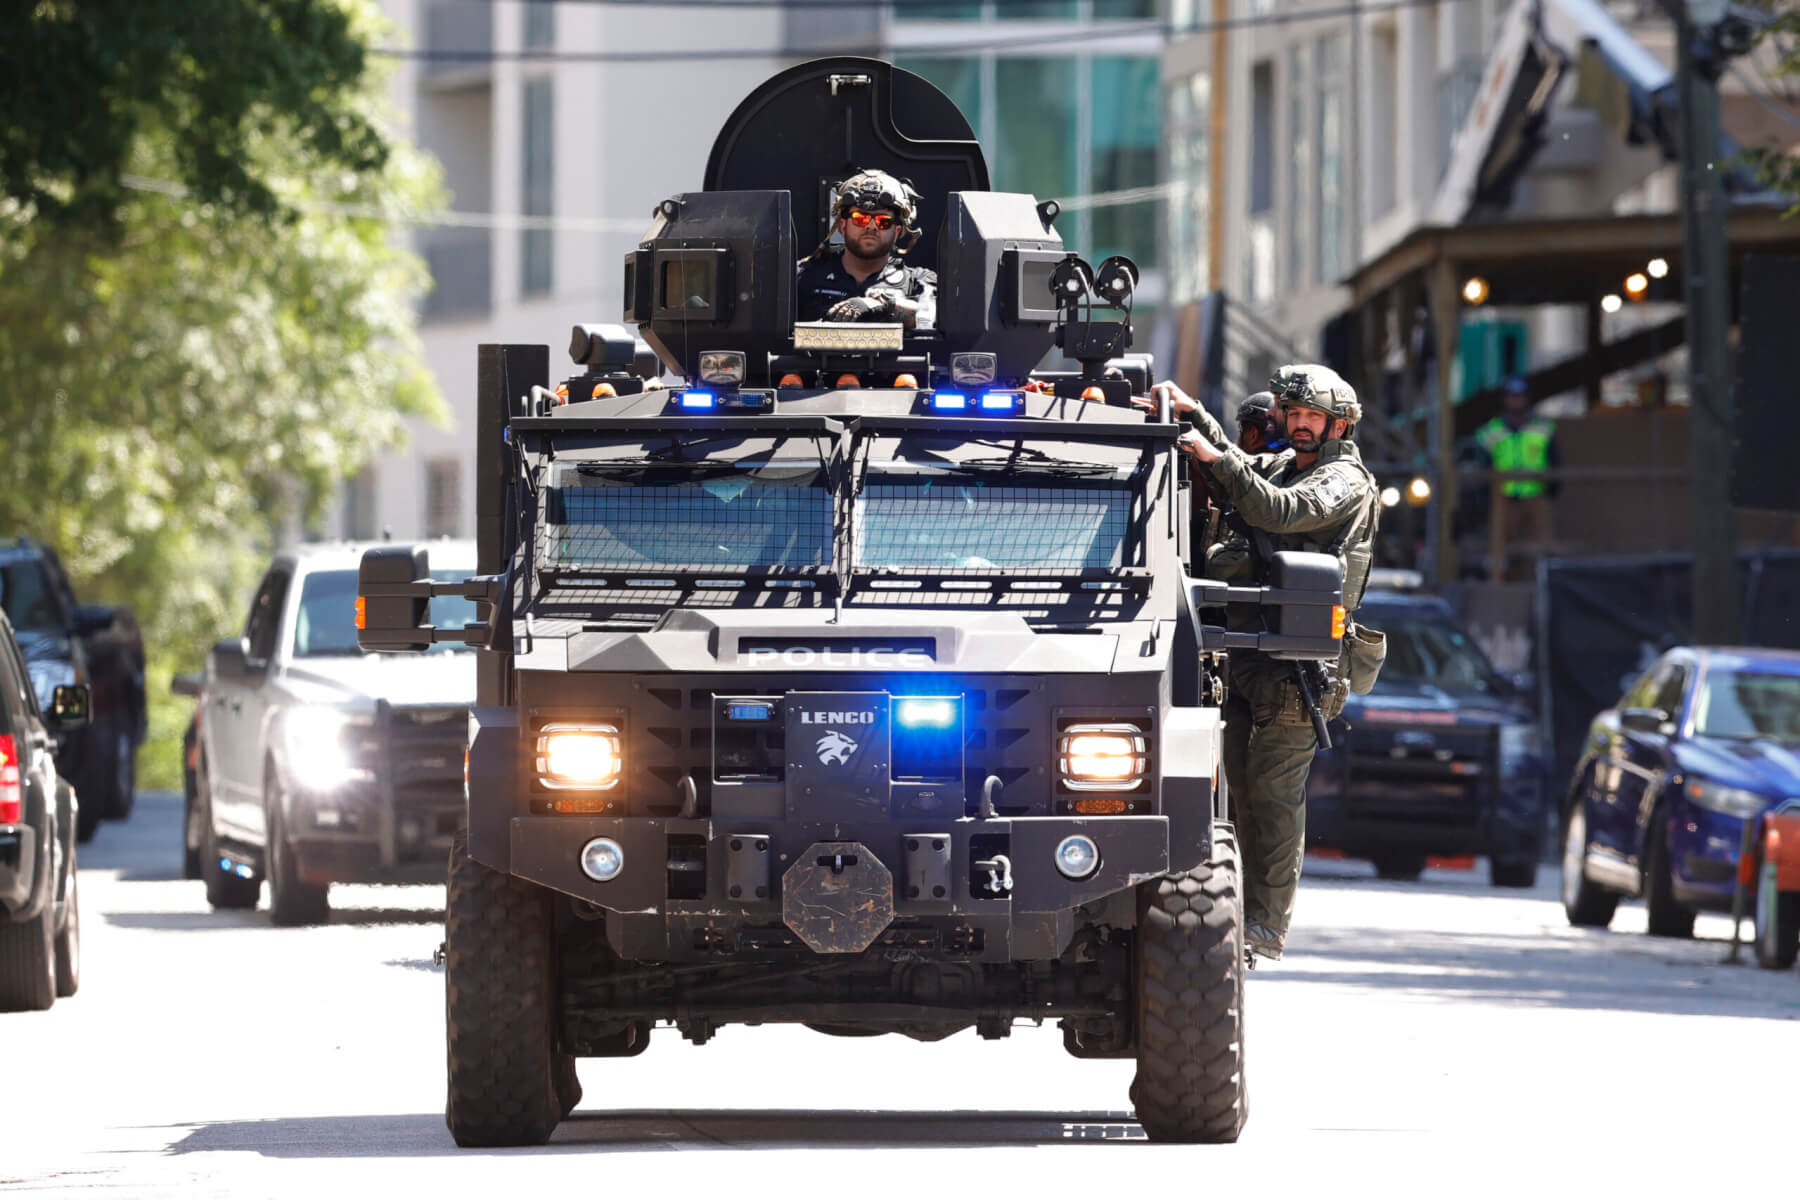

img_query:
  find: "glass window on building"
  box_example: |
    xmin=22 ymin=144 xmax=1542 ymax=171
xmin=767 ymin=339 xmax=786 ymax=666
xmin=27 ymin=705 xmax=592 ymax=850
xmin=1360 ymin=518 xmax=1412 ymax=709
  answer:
xmin=993 ymin=57 xmax=1077 ymax=211
xmin=892 ymin=1 xmax=982 ymax=20
xmin=893 ymin=54 xmax=983 ymax=129
xmin=424 ymin=458 xmax=462 ymax=539
xmin=522 ymin=1 xmax=554 ymax=48
xmin=1245 ymin=59 xmax=1276 ymax=305
xmin=521 ymin=77 xmax=554 ymax=296
xmin=998 ymin=0 xmax=1078 ymax=17
xmin=1164 ymin=71 xmax=1208 ymax=305
xmin=1314 ymin=35 xmax=1346 ymax=286
xmin=1093 ymin=0 xmax=1155 ymax=16
xmin=342 ymin=467 xmax=378 ymax=541
xmin=1090 ymin=56 xmax=1160 ymax=284
xmin=1285 ymin=45 xmax=1310 ymax=294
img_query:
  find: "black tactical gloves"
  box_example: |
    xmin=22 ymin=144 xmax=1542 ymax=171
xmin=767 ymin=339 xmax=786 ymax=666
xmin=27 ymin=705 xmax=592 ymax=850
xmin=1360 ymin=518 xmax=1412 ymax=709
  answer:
xmin=825 ymin=291 xmax=899 ymax=322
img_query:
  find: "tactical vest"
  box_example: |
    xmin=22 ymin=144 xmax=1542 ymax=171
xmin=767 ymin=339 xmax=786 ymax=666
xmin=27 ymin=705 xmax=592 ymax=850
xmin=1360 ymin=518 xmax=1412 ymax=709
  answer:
xmin=1476 ymin=417 xmax=1554 ymax=499
xmin=1267 ymin=442 xmax=1379 ymax=612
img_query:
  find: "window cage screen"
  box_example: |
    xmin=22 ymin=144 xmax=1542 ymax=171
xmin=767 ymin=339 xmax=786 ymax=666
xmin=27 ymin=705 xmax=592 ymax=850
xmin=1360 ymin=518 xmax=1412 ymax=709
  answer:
xmin=855 ymin=480 xmax=1132 ymax=570
xmin=542 ymin=481 xmax=833 ymax=571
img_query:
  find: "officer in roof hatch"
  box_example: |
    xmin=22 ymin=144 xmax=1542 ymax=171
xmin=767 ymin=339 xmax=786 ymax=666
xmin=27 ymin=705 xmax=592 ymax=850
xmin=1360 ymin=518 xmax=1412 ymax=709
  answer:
xmin=796 ymin=168 xmax=937 ymax=329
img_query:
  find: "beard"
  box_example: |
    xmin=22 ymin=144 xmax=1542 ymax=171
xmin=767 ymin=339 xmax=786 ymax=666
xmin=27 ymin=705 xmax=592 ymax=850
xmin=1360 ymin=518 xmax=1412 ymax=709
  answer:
xmin=845 ymin=234 xmax=890 ymax=264
xmin=1288 ymin=428 xmax=1320 ymax=451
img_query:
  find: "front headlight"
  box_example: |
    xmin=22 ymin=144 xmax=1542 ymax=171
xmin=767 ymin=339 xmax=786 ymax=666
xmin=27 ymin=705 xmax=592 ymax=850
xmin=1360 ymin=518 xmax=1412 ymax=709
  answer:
xmin=1058 ymin=723 xmax=1147 ymax=792
xmin=1498 ymin=724 xmax=1540 ymax=774
xmin=283 ymin=707 xmax=374 ymax=789
xmin=1685 ymin=779 xmax=1770 ymax=820
xmin=537 ymin=723 xmax=623 ymax=791
xmin=26 ymin=660 xmax=76 ymax=712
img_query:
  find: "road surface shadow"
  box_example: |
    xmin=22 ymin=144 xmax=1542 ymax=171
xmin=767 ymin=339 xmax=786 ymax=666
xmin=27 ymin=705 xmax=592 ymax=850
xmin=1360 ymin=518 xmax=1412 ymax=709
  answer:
xmin=163 ymin=1109 xmax=1148 ymax=1156
xmin=104 ymin=906 xmax=442 ymax=932
xmin=1270 ymin=922 xmax=1800 ymax=1020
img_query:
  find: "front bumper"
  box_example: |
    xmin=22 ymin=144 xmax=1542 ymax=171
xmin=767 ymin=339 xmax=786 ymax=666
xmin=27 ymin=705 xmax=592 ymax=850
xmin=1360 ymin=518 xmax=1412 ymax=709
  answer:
xmin=1671 ymin=806 xmax=1754 ymax=910
xmin=285 ymin=779 xmax=462 ymax=885
xmin=1307 ymin=741 xmax=1546 ymax=860
xmin=508 ymin=813 xmax=1175 ymax=960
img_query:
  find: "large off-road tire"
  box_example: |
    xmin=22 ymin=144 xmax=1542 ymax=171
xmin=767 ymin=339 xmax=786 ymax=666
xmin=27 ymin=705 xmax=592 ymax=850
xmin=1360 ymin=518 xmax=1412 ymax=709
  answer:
xmin=1372 ymin=851 xmax=1426 ymax=882
xmin=200 ymin=761 xmax=260 ymax=911
xmin=75 ymin=790 xmax=101 ymax=844
xmin=98 ymin=723 xmax=136 ymax=821
xmin=265 ymin=772 xmax=329 ymax=927
xmin=0 ymin=895 xmax=57 ymax=1012
xmin=1753 ymin=852 xmax=1800 ymax=971
xmin=1643 ymin=808 xmax=1695 ymax=939
xmin=555 ymin=1053 xmax=583 ymax=1119
xmin=1131 ymin=821 xmax=1247 ymax=1144
xmin=54 ymin=854 xmax=79 ymax=998
xmin=1561 ymin=803 xmax=1617 ymax=928
xmin=445 ymin=831 xmax=563 ymax=1147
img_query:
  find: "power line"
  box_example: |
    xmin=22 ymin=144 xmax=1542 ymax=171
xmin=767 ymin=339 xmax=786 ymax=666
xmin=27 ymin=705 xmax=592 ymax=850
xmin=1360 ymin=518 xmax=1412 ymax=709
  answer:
xmin=376 ymin=0 xmax=1483 ymax=63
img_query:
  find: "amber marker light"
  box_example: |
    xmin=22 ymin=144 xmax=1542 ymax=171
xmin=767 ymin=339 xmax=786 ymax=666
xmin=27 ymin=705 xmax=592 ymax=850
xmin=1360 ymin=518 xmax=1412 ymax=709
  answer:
xmin=354 ymin=595 xmax=366 ymax=630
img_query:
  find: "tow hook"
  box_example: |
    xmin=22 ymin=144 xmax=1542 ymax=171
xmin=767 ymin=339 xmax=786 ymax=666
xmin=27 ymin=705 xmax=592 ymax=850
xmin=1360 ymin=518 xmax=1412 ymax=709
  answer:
xmin=974 ymin=854 xmax=1013 ymax=896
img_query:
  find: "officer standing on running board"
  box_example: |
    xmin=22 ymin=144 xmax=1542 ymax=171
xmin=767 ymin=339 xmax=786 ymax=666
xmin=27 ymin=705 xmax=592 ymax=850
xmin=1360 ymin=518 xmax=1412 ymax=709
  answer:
xmin=796 ymin=168 xmax=937 ymax=329
xmin=1138 ymin=366 xmax=1384 ymax=963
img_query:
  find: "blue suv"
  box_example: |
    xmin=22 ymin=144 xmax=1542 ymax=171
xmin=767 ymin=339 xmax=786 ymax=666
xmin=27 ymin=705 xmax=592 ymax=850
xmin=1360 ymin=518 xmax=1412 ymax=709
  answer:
xmin=1562 ymin=646 xmax=1800 ymax=936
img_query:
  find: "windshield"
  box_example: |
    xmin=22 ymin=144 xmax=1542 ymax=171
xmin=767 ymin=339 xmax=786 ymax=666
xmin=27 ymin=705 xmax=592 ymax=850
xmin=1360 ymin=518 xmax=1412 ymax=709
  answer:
xmin=543 ymin=466 xmax=832 ymax=572
xmin=0 ymin=560 xmax=61 ymax=631
xmin=294 ymin=568 xmax=478 ymax=656
xmin=1365 ymin=607 xmax=1498 ymax=693
xmin=856 ymin=478 xmax=1133 ymax=570
xmin=1693 ymin=670 xmax=1800 ymax=741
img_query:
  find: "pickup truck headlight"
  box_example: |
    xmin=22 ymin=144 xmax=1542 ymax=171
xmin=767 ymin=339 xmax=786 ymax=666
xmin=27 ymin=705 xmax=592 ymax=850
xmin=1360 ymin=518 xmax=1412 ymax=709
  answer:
xmin=537 ymin=723 xmax=623 ymax=790
xmin=1685 ymin=779 xmax=1770 ymax=820
xmin=1058 ymin=723 xmax=1147 ymax=792
xmin=1498 ymin=724 xmax=1540 ymax=774
xmin=284 ymin=707 xmax=374 ymax=789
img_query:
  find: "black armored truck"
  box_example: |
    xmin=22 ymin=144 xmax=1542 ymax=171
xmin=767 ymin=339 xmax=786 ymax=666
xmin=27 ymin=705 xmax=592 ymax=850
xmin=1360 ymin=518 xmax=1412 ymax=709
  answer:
xmin=357 ymin=60 xmax=1345 ymax=1146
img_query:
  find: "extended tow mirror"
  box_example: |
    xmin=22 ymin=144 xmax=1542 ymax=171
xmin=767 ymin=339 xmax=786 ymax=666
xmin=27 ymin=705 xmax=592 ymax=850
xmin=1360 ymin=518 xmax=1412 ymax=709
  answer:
xmin=1619 ymin=707 xmax=1671 ymax=734
xmin=209 ymin=636 xmax=252 ymax=682
xmin=71 ymin=603 xmax=115 ymax=638
xmin=170 ymin=672 xmax=202 ymax=698
xmin=49 ymin=683 xmax=90 ymax=729
xmin=1186 ymin=551 xmax=1345 ymax=663
xmin=357 ymin=545 xmax=434 ymax=653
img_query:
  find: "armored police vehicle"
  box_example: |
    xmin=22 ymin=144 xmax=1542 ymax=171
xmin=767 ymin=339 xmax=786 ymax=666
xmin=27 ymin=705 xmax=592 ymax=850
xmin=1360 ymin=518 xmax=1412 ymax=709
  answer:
xmin=356 ymin=59 xmax=1344 ymax=1146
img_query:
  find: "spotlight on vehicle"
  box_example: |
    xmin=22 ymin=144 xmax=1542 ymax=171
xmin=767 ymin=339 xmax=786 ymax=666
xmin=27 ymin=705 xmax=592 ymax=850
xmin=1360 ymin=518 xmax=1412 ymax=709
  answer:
xmin=1407 ymin=477 xmax=1432 ymax=505
xmin=1054 ymin=834 xmax=1101 ymax=881
xmin=1647 ymin=257 xmax=1670 ymax=279
xmin=1461 ymin=276 xmax=1490 ymax=306
xmin=1600 ymin=294 xmax=1623 ymax=314
xmin=579 ymin=837 xmax=625 ymax=883
xmin=1380 ymin=485 xmax=1402 ymax=509
xmin=1624 ymin=273 xmax=1649 ymax=301
xmin=698 ymin=350 xmax=746 ymax=387
xmin=950 ymin=352 xmax=998 ymax=388
xmin=1093 ymin=256 xmax=1139 ymax=307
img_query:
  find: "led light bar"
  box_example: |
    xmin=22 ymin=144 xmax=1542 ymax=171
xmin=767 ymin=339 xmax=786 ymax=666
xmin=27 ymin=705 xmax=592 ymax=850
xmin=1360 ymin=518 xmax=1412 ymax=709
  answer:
xmin=929 ymin=391 xmax=969 ymax=411
xmin=679 ymin=390 xmax=717 ymax=410
xmin=895 ymin=697 xmax=958 ymax=728
xmin=980 ymin=391 xmax=1023 ymax=412
xmin=792 ymin=321 xmax=905 ymax=353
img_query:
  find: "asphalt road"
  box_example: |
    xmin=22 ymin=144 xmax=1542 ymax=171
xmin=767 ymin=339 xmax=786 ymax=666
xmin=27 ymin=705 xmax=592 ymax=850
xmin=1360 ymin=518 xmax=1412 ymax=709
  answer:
xmin=7 ymin=790 xmax=1798 ymax=1197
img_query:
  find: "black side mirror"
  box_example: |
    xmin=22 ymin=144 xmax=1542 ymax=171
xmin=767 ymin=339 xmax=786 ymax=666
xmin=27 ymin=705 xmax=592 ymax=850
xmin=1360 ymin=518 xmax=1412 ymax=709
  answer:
xmin=170 ymin=672 xmax=203 ymax=698
xmin=71 ymin=603 xmax=114 ymax=637
xmin=1619 ymin=707 xmax=1671 ymax=734
xmin=49 ymin=683 xmax=90 ymax=729
xmin=210 ymin=636 xmax=253 ymax=682
xmin=357 ymin=545 xmax=434 ymax=653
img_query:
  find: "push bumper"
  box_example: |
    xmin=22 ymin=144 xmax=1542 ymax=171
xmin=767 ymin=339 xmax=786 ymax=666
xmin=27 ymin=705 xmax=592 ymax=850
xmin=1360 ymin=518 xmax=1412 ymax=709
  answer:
xmin=286 ymin=780 xmax=461 ymax=886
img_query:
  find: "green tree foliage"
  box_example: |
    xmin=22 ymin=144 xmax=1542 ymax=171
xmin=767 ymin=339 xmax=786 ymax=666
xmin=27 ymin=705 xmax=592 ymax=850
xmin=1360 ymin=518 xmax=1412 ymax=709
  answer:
xmin=1744 ymin=3 xmax=1800 ymax=203
xmin=0 ymin=1 xmax=446 ymax=786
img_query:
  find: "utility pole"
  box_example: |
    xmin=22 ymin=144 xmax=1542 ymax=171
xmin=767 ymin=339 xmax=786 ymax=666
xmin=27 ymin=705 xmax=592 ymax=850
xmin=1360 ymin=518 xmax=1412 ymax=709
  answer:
xmin=1675 ymin=0 xmax=1741 ymax=644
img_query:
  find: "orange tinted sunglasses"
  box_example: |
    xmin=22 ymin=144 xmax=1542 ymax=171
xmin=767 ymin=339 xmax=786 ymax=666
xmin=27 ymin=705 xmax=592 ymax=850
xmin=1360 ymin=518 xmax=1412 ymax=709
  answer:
xmin=847 ymin=209 xmax=896 ymax=230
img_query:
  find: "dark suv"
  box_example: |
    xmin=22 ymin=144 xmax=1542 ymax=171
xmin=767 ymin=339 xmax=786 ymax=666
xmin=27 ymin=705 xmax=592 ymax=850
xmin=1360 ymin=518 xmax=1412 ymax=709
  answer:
xmin=0 ymin=539 xmax=146 ymax=841
xmin=0 ymin=609 xmax=89 ymax=1011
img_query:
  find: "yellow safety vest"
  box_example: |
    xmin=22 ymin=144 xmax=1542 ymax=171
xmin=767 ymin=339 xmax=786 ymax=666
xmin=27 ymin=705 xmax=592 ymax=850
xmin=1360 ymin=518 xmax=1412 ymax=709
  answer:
xmin=1476 ymin=417 xmax=1554 ymax=499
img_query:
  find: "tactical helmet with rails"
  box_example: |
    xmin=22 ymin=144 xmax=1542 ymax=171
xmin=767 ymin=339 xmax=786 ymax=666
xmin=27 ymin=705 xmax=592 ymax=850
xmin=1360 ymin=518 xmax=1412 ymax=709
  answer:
xmin=1269 ymin=364 xmax=1362 ymax=431
xmin=832 ymin=168 xmax=923 ymax=252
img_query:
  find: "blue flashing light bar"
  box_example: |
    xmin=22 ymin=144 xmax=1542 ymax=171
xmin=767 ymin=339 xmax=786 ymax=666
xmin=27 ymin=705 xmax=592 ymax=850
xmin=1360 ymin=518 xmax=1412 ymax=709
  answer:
xmin=930 ymin=391 xmax=969 ymax=411
xmin=895 ymin=697 xmax=958 ymax=728
xmin=980 ymin=391 xmax=1021 ymax=411
xmin=679 ymin=390 xmax=718 ymax=410
xmin=727 ymin=701 xmax=774 ymax=722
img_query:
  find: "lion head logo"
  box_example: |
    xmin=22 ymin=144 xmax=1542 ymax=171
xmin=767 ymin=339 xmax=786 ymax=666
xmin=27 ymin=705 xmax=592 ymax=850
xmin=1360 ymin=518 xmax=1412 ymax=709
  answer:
xmin=815 ymin=731 xmax=857 ymax=766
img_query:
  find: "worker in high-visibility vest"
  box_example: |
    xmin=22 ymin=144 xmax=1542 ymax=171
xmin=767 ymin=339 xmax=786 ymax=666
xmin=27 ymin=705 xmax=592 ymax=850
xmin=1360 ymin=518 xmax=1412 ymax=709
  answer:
xmin=1473 ymin=377 xmax=1562 ymax=580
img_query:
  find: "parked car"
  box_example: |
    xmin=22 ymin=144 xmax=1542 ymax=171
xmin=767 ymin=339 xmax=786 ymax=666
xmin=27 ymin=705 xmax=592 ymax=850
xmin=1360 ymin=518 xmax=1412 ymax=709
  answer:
xmin=1562 ymin=646 xmax=1800 ymax=937
xmin=191 ymin=541 xmax=479 ymax=924
xmin=1753 ymin=798 xmax=1800 ymax=970
xmin=1305 ymin=575 xmax=1546 ymax=887
xmin=0 ymin=538 xmax=146 ymax=840
xmin=0 ymin=609 xmax=90 ymax=1011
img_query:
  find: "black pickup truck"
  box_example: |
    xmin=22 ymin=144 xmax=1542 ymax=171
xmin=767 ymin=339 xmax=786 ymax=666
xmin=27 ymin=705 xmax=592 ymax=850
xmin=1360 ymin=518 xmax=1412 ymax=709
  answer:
xmin=0 ymin=539 xmax=147 ymax=841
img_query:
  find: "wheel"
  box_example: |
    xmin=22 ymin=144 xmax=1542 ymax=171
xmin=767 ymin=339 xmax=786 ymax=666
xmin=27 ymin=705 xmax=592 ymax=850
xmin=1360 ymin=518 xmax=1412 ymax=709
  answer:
xmin=0 ymin=895 xmax=57 ymax=1011
xmin=1130 ymin=820 xmax=1247 ymax=1144
xmin=1371 ymin=852 xmax=1427 ymax=882
xmin=182 ymin=785 xmax=203 ymax=880
xmin=99 ymin=724 xmax=135 ymax=821
xmin=75 ymin=789 xmax=101 ymax=844
xmin=444 ymin=830 xmax=562 ymax=1147
xmin=555 ymin=1053 xmax=583 ymax=1119
xmin=1490 ymin=857 xmax=1539 ymax=888
xmin=1561 ymin=803 xmax=1618 ymax=928
xmin=265 ymin=771 xmax=329 ymax=927
xmin=1753 ymin=851 xmax=1800 ymax=970
xmin=199 ymin=759 xmax=260 ymax=911
xmin=1643 ymin=807 xmax=1695 ymax=939
xmin=54 ymin=854 xmax=79 ymax=998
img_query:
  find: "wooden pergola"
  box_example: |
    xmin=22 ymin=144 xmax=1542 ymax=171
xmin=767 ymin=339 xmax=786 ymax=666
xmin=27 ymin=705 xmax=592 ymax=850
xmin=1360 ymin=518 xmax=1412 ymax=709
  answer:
xmin=1339 ymin=206 xmax=1800 ymax=581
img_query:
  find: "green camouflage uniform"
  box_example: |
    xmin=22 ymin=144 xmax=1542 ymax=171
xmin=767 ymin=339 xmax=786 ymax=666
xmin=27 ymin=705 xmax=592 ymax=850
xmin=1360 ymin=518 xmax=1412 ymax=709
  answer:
xmin=1188 ymin=395 xmax=1378 ymax=939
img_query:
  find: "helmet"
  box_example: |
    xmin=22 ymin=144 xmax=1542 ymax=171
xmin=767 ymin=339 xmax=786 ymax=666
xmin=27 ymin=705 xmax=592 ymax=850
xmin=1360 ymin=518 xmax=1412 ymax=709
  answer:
xmin=832 ymin=168 xmax=921 ymax=236
xmin=1237 ymin=390 xmax=1276 ymax=427
xmin=1269 ymin=364 xmax=1362 ymax=427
